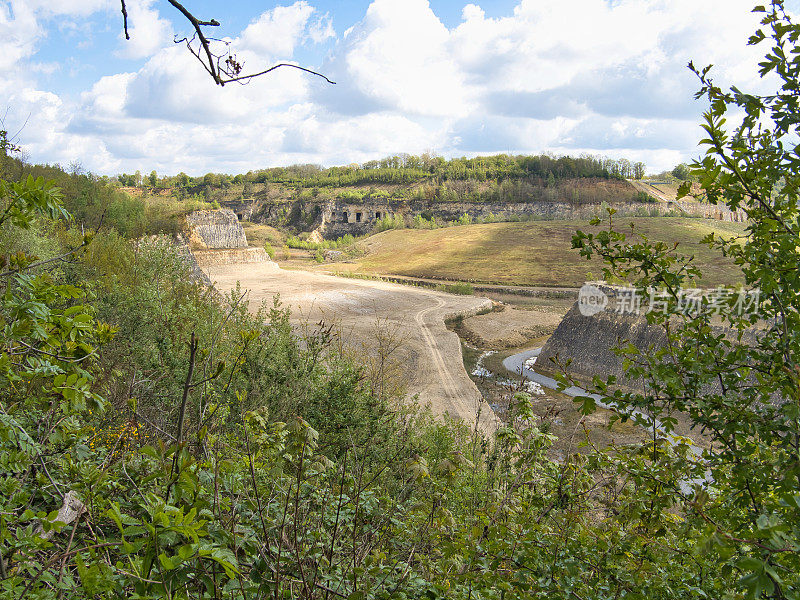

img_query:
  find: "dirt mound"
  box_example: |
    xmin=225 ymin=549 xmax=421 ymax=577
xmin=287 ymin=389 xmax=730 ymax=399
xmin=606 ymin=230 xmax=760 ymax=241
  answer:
xmin=459 ymin=306 xmax=566 ymax=350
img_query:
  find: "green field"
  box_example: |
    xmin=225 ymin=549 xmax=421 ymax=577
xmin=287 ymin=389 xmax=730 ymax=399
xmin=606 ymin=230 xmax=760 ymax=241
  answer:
xmin=335 ymin=217 xmax=747 ymax=288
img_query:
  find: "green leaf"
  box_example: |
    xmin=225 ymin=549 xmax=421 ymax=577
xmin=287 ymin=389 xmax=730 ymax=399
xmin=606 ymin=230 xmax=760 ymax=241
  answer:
xmin=575 ymin=395 xmax=596 ymax=415
xmin=158 ymin=553 xmax=175 ymax=570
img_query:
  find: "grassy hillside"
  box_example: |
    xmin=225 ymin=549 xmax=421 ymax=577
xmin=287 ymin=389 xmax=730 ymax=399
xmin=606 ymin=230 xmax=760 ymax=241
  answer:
xmin=332 ymin=217 xmax=747 ymax=288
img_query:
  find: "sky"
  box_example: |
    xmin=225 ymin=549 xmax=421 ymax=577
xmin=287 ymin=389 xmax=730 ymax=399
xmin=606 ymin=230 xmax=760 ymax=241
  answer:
xmin=0 ymin=0 xmax=787 ymax=176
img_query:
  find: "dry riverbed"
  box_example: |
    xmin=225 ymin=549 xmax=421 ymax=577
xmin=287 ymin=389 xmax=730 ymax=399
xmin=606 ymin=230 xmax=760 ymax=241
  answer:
xmin=454 ymin=295 xmax=654 ymax=459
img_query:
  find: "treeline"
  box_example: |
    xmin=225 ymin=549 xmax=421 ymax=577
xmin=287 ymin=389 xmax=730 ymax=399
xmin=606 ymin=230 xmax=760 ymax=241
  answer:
xmin=121 ymin=152 xmax=647 ymax=192
xmin=233 ymin=153 xmax=646 ymax=188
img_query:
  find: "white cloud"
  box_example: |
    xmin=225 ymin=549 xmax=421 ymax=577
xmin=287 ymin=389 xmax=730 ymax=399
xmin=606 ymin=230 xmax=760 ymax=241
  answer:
xmin=22 ymin=0 xmax=113 ymax=17
xmin=1 ymin=0 xmax=781 ymax=176
xmin=308 ymin=13 xmax=335 ymax=44
xmin=240 ymin=1 xmax=316 ymax=58
xmin=0 ymin=3 xmax=41 ymax=71
xmin=321 ymin=0 xmax=473 ymax=118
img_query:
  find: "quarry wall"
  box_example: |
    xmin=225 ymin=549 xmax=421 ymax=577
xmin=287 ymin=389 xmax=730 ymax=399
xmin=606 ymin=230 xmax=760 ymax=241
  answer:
xmin=674 ymin=201 xmax=747 ymax=222
xmin=537 ymin=290 xmax=668 ymax=388
xmin=242 ymin=197 xmax=712 ymax=240
xmin=191 ymin=247 xmax=272 ymax=267
xmin=538 ymin=288 xmax=758 ymax=395
xmin=181 ymin=208 xmax=274 ymax=275
xmin=185 ymin=208 xmax=248 ymax=249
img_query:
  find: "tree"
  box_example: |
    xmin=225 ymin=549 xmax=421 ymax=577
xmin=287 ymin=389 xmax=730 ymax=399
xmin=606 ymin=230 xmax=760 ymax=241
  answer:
xmin=570 ymin=2 xmax=800 ymax=596
xmin=119 ymin=0 xmax=335 ymax=87
xmin=671 ymin=162 xmax=691 ymax=180
xmin=148 ymin=170 xmax=158 ymax=187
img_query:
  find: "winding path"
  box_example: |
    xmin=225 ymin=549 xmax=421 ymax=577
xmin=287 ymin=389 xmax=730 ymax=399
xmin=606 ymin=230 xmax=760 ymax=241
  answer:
xmin=198 ymin=258 xmax=500 ymax=434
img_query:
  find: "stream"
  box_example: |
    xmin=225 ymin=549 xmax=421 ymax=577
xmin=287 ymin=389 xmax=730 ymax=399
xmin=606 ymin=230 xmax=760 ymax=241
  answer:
xmin=502 ymin=347 xmax=710 ymax=492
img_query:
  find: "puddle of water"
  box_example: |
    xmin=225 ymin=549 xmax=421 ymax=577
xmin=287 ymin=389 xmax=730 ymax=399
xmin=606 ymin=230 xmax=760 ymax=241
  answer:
xmin=496 ymin=378 xmax=545 ymax=396
xmin=471 ymin=350 xmax=497 ymax=377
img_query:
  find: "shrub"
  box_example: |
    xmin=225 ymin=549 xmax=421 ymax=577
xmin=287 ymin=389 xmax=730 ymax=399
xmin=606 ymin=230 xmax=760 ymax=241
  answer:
xmin=437 ymin=281 xmax=474 ymax=295
xmin=375 ymin=213 xmax=405 ymax=232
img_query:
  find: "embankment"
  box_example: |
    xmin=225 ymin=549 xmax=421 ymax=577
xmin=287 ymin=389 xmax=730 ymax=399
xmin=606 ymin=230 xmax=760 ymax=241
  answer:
xmin=537 ymin=292 xmax=667 ymax=387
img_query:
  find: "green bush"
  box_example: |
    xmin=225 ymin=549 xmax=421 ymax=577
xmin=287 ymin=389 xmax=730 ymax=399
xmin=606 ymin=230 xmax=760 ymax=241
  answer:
xmin=412 ymin=214 xmax=438 ymax=229
xmin=375 ymin=213 xmax=405 ymax=232
xmin=285 ymin=233 xmax=358 ymax=251
xmin=437 ymin=281 xmax=474 ymax=295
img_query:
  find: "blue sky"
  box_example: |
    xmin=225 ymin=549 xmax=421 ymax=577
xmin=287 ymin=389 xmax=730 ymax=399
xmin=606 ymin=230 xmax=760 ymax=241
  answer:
xmin=0 ymin=0 xmax=782 ymax=175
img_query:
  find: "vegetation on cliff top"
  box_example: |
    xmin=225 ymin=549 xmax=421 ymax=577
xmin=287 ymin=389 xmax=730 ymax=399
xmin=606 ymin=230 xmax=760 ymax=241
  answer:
xmin=116 ymin=153 xmax=651 ymax=210
xmin=123 ymin=152 xmax=647 ymax=191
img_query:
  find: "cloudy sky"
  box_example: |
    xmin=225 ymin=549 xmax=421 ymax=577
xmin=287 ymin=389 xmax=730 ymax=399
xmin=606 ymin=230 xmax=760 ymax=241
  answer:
xmin=0 ymin=0 xmax=787 ymax=175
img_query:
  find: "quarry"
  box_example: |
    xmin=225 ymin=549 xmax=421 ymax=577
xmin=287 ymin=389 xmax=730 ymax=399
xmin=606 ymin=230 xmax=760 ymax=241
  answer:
xmin=177 ymin=181 xmax=743 ymax=450
xmin=220 ymin=177 xmax=746 ymax=242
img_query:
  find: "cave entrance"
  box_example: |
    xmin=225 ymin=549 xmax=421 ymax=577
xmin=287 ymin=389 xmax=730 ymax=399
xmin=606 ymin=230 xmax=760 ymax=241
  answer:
xmin=355 ymin=212 xmax=362 ymax=223
xmin=375 ymin=212 xmax=382 ymax=220
xmin=342 ymin=211 xmax=349 ymax=222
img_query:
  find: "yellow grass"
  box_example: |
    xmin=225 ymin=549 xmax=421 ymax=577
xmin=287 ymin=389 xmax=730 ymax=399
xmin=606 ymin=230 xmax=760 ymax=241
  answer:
xmin=343 ymin=218 xmax=747 ymax=288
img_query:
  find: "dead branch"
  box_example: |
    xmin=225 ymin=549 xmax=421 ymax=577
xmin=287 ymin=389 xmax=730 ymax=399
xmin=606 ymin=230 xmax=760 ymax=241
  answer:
xmin=119 ymin=0 xmax=335 ymax=86
xmin=120 ymin=0 xmax=129 ymax=40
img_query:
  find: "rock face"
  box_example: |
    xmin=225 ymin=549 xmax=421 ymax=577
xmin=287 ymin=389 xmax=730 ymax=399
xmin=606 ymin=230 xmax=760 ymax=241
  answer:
xmin=537 ymin=288 xmax=667 ymax=387
xmin=538 ymin=289 xmax=758 ymax=395
xmin=191 ymin=247 xmax=273 ymax=267
xmin=185 ymin=209 xmax=248 ymax=249
xmin=246 ymin=197 xmax=720 ymax=240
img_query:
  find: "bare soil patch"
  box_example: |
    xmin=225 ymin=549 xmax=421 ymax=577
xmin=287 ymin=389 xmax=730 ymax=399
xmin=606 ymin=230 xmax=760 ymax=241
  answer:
xmin=458 ymin=305 xmax=566 ymax=350
xmin=200 ymin=260 xmax=499 ymax=434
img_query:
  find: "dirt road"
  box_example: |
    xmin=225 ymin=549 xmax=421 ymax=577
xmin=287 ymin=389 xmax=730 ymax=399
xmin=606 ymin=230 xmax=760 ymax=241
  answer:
xmin=200 ymin=259 xmax=499 ymax=434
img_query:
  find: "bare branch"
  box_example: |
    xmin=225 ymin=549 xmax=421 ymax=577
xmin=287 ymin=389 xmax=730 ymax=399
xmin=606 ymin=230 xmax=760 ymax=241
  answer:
xmin=120 ymin=0 xmax=129 ymax=40
xmin=225 ymin=63 xmax=336 ymax=86
xmin=165 ymin=0 xmax=223 ymax=84
xmin=119 ymin=1 xmax=335 ymax=87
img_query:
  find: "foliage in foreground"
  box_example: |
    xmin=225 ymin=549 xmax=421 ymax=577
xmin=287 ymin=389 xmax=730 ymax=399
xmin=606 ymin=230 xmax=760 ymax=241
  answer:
xmin=568 ymin=2 xmax=800 ymax=597
xmin=0 ymin=164 xmax=730 ymax=600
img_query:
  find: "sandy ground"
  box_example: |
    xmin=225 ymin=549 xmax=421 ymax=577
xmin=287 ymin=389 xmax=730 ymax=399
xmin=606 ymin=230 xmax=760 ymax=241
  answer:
xmin=201 ymin=260 xmax=499 ymax=434
xmin=459 ymin=305 xmax=566 ymax=349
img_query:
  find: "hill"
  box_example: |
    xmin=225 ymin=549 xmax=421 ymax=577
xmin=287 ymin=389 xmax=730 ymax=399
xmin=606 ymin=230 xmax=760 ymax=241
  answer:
xmin=321 ymin=218 xmax=747 ymax=288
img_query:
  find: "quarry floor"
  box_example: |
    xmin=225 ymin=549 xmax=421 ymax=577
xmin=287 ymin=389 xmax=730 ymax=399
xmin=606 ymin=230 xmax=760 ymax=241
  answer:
xmin=200 ymin=260 xmax=500 ymax=434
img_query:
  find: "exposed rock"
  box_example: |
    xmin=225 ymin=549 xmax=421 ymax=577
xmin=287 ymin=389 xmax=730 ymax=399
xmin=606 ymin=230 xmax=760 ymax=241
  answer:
xmin=243 ymin=195 xmax=740 ymax=241
xmin=191 ymin=247 xmax=273 ymax=267
xmin=537 ymin=287 xmax=760 ymax=395
xmin=537 ymin=288 xmax=667 ymax=387
xmin=185 ymin=209 xmax=248 ymax=249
